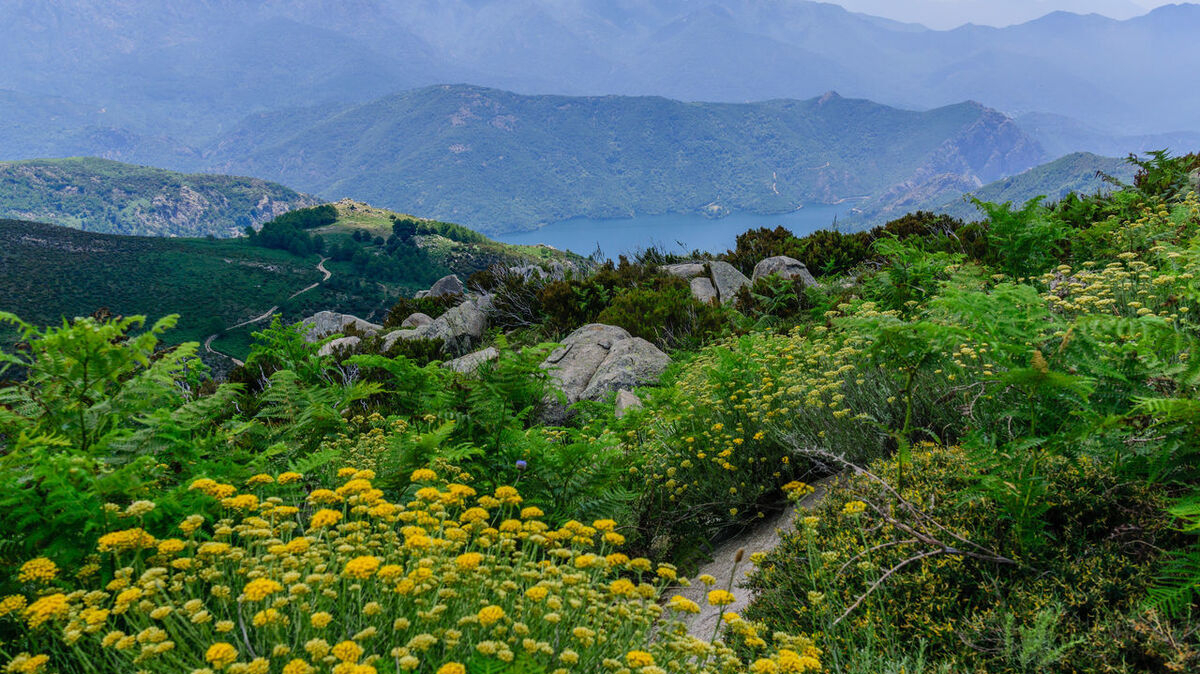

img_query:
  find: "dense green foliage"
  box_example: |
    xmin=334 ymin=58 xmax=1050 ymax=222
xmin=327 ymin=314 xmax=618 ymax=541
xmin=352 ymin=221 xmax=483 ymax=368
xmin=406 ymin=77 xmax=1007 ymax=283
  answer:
xmin=0 ymin=157 xmax=316 ymax=237
xmin=3 ymin=153 xmax=1200 ymax=673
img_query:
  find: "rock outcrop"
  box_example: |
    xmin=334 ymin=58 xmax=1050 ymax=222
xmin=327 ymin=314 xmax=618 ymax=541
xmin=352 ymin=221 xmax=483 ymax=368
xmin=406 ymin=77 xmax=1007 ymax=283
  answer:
xmin=540 ymin=324 xmax=669 ymax=421
xmin=442 ymin=346 xmax=500 ymax=374
xmin=662 ymin=263 xmax=707 ymax=279
xmin=751 ymin=256 xmax=818 ymax=288
xmin=428 ymin=274 xmax=465 ymax=297
xmin=690 ymin=277 xmax=718 ymax=305
xmin=400 ymin=312 xmax=434 ymax=329
xmin=317 ymin=336 xmax=360 ymax=357
xmin=381 ymin=299 xmax=488 ymax=355
xmin=301 ymin=311 xmax=381 ymax=343
xmin=708 ymin=261 xmax=751 ymax=304
xmin=615 ymin=389 xmax=643 ymax=418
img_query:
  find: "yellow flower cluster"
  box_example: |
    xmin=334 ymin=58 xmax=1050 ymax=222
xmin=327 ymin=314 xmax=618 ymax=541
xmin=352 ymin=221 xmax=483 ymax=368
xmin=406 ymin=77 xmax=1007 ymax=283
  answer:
xmin=17 ymin=558 xmax=57 ymax=584
xmin=3 ymin=470 xmax=820 ymax=674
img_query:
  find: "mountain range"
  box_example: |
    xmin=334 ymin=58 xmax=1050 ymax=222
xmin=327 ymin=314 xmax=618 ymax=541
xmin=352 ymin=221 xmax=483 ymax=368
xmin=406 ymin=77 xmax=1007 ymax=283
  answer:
xmin=0 ymin=0 xmax=1197 ymax=150
xmin=206 ymin=85 xmax=1044 ymax=232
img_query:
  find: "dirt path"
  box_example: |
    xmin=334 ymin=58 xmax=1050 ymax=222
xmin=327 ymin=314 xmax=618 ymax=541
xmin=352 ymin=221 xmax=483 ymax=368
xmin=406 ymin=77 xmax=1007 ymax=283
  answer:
xmin=288 ymin=257 xmax=332 ymax=299
xmin=203 ymin=333 xmax=244 ymax=367
xmin=675 ymin=478 xmax=834 ymax=639
xmin=203 ymin=256 xmax=331 ymax=365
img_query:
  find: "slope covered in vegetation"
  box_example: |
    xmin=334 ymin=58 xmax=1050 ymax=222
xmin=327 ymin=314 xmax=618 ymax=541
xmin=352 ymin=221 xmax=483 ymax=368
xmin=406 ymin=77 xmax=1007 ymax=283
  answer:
xmin=2 ymin=153 xmax=1200 ymax=673
xmin=0 ymin=157 xmax=317 ymax=237
xmin=211 ymin=84 xmax=1043 ymax=232
xmin=0 ymin=201 xmax=574 ymax=362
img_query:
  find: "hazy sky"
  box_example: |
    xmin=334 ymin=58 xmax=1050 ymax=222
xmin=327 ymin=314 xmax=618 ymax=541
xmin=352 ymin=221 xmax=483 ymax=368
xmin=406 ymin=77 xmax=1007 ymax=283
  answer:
xmin=830 ymin=0 xmax=1181 ymax=29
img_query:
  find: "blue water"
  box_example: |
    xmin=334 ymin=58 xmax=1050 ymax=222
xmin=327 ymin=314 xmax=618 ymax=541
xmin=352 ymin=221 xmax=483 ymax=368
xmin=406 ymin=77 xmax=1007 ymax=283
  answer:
xmin=497 ymin=205 xmax=853 ymax=257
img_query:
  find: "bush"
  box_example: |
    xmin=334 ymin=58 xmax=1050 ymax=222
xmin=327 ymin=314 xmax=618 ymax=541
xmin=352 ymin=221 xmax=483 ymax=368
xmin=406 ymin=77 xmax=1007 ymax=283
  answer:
xmin=744 ymin=445 xmax=1187 ymax=673
xmin=596 ymin=278 xmax=726 ymax=349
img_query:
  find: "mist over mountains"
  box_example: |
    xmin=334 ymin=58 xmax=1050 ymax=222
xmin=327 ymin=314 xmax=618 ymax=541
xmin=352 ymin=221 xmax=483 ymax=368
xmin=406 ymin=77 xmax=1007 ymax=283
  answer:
xmin=1 ymin=0 xmax=1197 ymax=144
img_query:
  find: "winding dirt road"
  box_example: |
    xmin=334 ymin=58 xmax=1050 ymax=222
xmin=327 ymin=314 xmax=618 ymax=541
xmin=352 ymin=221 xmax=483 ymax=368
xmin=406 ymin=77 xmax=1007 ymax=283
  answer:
xmin=203 ymin=256 xmax=330 ymax=365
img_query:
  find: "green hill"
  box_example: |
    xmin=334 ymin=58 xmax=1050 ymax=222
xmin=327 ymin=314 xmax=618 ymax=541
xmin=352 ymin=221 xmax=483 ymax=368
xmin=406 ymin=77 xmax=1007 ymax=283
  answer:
xmin=210 ymin=85 xmax=1045 ymax=233
xmin=0 ymin=157 xmax=317 ymax=237
xmin=0 ymin=203 xmax=572 ymax=363
xmin=935 ymin=152 xmax=1137 ymax=220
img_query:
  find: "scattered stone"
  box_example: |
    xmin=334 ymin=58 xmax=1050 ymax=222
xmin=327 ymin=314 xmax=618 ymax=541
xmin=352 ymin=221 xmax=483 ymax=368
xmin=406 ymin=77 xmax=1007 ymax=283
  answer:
xmin=428 ymin=274 xmax=465 ymax=297
xmin=317 ymin=336 xmax=360 ymax=357
xmin=414 ymin=290 xmax=430 ymax=299
xmin=707 ymin=261 xmax=751 ymax=304
xmin=442 ymin=346 xmax=500 ymax=374
xmin=752 ymin=256 xmax=818 ymax=288
xmin=301 ymin=311 xmax=381 ymax=342
xmin=661 ymin=262 xmax=707 ymax=279
xmin=615 ymin=389 xmax=643 ymax=418
xmin=690 ymin=277 xmax=718 ymax=305
xmin=401 ymin=312 xmax=434 ymax=329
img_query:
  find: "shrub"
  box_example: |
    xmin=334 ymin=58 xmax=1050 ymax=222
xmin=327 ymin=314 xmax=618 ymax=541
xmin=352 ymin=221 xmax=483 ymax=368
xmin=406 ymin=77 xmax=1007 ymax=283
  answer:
xmin=595 ymin=278 xmax=725 ymax=349
xmin=744 ymin=445 xmax=1187 ymax=673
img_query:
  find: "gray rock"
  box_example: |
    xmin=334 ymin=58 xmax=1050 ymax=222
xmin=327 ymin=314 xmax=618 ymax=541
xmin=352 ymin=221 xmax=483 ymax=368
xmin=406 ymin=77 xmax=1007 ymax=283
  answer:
xmin=615 ymin=389 xmax=643 ymax=418
xmin=542 ymin=324 xmax=633 ymax=404
xmin=580 ymin=337 xmax=670 ymax=402
xmin=317 ymin=336 xmax=360 ymax=357
xmin=429 ymin=300 xmax=488 ymax=353
xmin=690 ymin=276 xmax=718 ymax=305
xmin=301 ymin=311 xmax=382 ymax=342
xmin=661 ymin=262 xmax=707 ymax=279
xmin=752 ymin=256 xmax=818 ymax=288
xmin=381 ymin=299 xmax=488 ymax=356
xmin=428 ymin=274 xmax=464 ymax=297
xmin=414 ymin=290 xmax=430 ymax=299
xmin=380 ymin=328 xmax=421 ymax=353
xmin=708 ymin=261 xmax=751 ymax=304
xmin=401 ymin=312 xmax=434 ymax=329
xmin=1189 ymin=168 xmax=1200 ymax=194
xmin=442 ymin=346 xmax=500 ymax=374
xmin=474 ymin=293 xmax=495 ymax=315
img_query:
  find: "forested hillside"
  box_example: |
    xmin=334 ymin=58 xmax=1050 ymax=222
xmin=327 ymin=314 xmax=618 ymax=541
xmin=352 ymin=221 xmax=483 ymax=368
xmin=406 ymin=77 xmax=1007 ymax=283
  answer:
xmin=0 ymin=201 xmax=572 ymax=362
xmin=0 ymin=157 xmax=317 ymax=237
xmin=210 ymin=85 xmax=1043 ymax=232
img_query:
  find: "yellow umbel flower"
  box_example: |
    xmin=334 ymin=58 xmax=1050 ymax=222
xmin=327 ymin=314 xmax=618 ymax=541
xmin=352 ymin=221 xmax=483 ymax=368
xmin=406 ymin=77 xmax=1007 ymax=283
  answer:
xmin=477 ymin=605 xmax=505 ymax=626
xmin=706 ymin=590 xmax=736 ymax=606
xmin=205 ymin=642 xmax=237 ymax=669
xmin=343 ymin=556 xmax=381 ymax=580
xmin=242 ymin=578 xmax=283 ymax=602
xmin=17 ymin=558 xmax=57 ymax=584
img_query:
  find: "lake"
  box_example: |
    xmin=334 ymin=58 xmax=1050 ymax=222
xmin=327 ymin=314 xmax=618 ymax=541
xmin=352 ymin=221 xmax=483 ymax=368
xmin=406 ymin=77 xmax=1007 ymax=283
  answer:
xmin=496 ymin=204 xmax=854 ymax=257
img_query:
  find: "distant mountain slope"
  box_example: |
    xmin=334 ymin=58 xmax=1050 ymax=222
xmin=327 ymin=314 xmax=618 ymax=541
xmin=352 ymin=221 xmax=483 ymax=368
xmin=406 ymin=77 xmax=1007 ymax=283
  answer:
xmin=1 ymin=0 xmax=1197 ymax=144
xmin=932 ymin=152 xmax=1136 ymax=220
xmin=0 ymin=158 xmax=317 ymax=237
xmin=211 ymin=85 xmax=1044 ymax=233
xmin=1016 ymin=112 xmax=1200 ymax=159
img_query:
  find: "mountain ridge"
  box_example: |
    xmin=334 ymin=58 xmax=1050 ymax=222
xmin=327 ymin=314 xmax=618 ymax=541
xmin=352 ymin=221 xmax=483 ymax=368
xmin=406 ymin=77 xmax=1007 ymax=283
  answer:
xmin=205 ymin=84 xmax=1045 ymax=233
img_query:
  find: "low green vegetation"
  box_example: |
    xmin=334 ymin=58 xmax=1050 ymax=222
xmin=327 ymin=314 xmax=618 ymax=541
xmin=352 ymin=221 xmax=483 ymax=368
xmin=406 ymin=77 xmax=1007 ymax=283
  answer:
xmin=2 ymin=152 xmax=1200 ymax=673
xmin=0 ymin=157 xmax=316 ymax=237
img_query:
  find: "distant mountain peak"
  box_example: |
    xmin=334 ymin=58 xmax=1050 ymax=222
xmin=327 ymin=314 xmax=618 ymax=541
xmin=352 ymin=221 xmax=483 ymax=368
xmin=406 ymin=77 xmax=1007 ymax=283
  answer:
xmin=817 ymin=91 xmax=841 ymax=105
